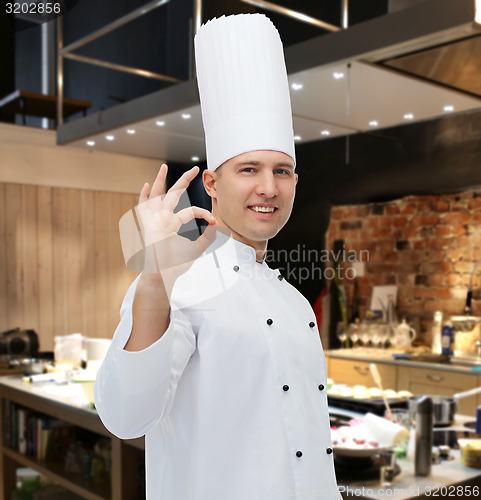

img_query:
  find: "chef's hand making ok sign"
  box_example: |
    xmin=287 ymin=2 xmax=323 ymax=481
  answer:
xmin=122 ymin=164 xmax=217 ymax=289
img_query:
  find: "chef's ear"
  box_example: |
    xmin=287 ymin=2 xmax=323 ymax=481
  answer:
xmin=202 ymin=167 xmax=219 ymax=199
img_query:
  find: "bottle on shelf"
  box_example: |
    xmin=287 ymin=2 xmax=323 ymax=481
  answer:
xmin=386 ymin=294 xmax=397 ymax=342
xmin=441 ymin=320 xmax=453 ymax=356
xmin=431 ymin=311 xmax=443 ymax=354
xmin=349 ymin=279 xmax=360 ymax=323
xmin=386 ymin=294 xmax=397 ymax=324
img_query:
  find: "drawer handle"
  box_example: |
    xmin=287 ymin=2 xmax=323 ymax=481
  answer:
xmin=354 ymin=365 xmax=369 ymax=376
xmin=426 ymin=374 xmax=444 ymax=383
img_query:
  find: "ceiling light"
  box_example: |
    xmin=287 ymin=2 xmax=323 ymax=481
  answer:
xmin=369 ymin=121 xmax=378 ymax=127
xmin=476 ymin=0 xmax=481 ymax=23
xmin=333 ymin=72 xmax=344 ymax=79
xmin=191 ymin=156 xmax=199 ymax=162
xmin=106 ymin=135 xmax=115 ymax=141
xmin=126 ymin=129 xmax=136 ymax=134
xmin=182 ymin=113 xmax=191 ymax=119
xmin=156 ymin=120 xmax=165 ymax=126
xmin=291 ymin=83 xmax=303 ymax=91
xmin=444 ymin=105 xmax=454 ymax=112
xmin=321 ymin=130 xmax=330 ymax=136
xmin=294 ymin=135 xmax=302 ymax=141
xmin=86 ymin=140 xmax=95 ymax=146
xmin=404 ymin=113 xmax=414 ymax=120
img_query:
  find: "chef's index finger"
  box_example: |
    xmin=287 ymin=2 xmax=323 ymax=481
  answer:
xmin=176 ymin=206 xmax=216 ymax=226
xmin=163 ymin=166 xmax=200 ymax=211
xmin=138 ymin=182 xmax=150 ymax=205
xmin=149 ymin=164 xmax=168 ymax=199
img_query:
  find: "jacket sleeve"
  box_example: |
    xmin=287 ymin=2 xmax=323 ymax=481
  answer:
xmin=94 ymin=275 xmax=197 ymax=439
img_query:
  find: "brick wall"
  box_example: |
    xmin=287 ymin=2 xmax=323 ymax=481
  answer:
xmin=326 ymin=189 xmax=481 ymax=340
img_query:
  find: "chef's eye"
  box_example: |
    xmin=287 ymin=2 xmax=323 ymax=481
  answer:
xmin=240 ymin=167 xmax=255 ymax=173
xmin=275 ymin=168 xmax=291 ymax=175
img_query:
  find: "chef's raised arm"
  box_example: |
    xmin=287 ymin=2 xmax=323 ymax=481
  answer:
xmin=94 ymin=275 xmax=196 ymax=439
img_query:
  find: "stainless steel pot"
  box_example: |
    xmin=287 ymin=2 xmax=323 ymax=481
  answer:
xmin=409 ymin=386 xmax=481 ymax=427
xmin=408 ymin=395 xmax=455 ymax=427
xmin=18 ymin=358 xmax=46 ymax=376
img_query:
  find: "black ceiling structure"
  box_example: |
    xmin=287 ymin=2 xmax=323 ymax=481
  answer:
xmin=56 ymin=0 xmax=481 ymax=145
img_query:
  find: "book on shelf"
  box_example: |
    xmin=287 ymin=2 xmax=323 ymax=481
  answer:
xmin=3 ymin=401 xmax=72 ymax=461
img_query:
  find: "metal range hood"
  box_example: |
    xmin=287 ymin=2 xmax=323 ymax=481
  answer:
xmin=283 ymin=0 xmax=480 ymax=72
xmin=381 ymin=33 xmax=481 ymax=99
xmin=57 ymin=0 xmax=481 ymax=150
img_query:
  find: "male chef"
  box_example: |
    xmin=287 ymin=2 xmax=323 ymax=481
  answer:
xmin=95 ymin=13 xmax=340 ymax=500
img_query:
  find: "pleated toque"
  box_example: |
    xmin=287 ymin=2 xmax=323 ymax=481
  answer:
xmin=194 ymin=14 xmax=296 ymax=171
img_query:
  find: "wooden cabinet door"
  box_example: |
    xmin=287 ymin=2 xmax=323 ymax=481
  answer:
xmin=478 ymin=375 xmax=481 ymax=411
xmin=327 ymin=358 xmax=397 ymax=389
xmin=397 ymin=366 xmax=479 ymax=416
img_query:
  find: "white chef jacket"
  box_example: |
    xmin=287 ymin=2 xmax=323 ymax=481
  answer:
xmin=95 ymin=233 xmax=341 ymax=499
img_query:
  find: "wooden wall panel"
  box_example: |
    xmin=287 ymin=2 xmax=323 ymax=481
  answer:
xmin=0 ymin=182 xmax=138 ymax=352
xmin=119 ymin=194 xmax=138 ymax=297
xmin=21 ymin=185 xmax=39 ymax=331
xmin=94 ymin=192 xmax=111 ymax=340
xmin=5 ymin=184 xmax=23 ymax=330
xmin=37 ymin=186 xmax=54 ymax=349
xmin=52 ymin=188 xmax=68 ymax=339
xmin=80 ymin=190 xmax=96 ymax=340
xmin=0 ymin=185 xmax=6 ymax=330
xmin=108 ymin=193 xmax=129 ymax=332
xmin=66 ymin=189 xmax=82 ymax=335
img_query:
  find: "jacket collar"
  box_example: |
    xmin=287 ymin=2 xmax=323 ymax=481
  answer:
xmin=206 ymin=229 xmax=271 ymax=271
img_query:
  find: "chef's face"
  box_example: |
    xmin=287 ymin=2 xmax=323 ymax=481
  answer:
xmin=203 ymin=150 xmax=298 ymax=251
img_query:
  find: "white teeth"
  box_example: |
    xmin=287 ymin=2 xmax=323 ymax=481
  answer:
xmin=251 ymin=206 xmax=275 ymax=213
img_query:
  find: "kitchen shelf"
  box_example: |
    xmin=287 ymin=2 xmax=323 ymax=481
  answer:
xmin=3 ymin=446 xmax=109 ymax=500
xmin=0 ymin=376 xmax=145 ymax=500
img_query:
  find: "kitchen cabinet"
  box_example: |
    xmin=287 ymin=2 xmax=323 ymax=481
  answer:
xmin=0 ymin=377 xmax=144 ymax=500
xmin=479 ymin=375 xmax=481 ymax=410
xmin=327 ymin=357 xmax=398 ymax=389
xmin=397 ymin=366 xmax=480 ymax=416
xmin=326 ymin=350 xmax=481 ymax=416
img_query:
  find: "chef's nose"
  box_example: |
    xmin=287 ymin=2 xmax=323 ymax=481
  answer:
xmin=256 ymin=171 xmax=279 ymax=198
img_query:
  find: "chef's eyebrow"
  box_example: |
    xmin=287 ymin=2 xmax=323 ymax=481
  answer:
xmin=237 ymin=160 xmax=261 ymax=167
xmin=237 ymin=160 xmax=294 ymax=170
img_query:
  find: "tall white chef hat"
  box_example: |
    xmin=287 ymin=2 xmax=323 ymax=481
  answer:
xmin=194 ymin=14 xmax=295 ymax=171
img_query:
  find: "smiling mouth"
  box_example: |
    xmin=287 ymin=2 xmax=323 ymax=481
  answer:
xmin=248 ymin=206 xmax=277 ymax=213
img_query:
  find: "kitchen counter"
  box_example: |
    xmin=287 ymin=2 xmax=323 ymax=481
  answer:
xmin=0 ymin=373 xmax=97 ymax=413
xmin=1 ymin=376 xmax=479 ymax=499
xmin=326 ymin=350 xmax=481 ymax=497
xmin=338 ymin=448 xmax=481 ymax=499
xmin=332 ymin=413 xmax=481 ymax=499
xmin=325 ymin=348 xmax=481 ymax=375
